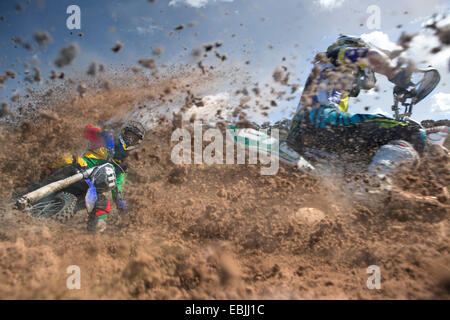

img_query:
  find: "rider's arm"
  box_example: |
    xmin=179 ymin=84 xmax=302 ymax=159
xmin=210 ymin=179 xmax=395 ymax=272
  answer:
xmin=365 ymin=49 xmax=399 ymax=80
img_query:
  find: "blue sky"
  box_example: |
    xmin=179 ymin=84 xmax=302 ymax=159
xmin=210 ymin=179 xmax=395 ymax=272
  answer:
xmin=1 ymin=0 xmax=449 ymax=123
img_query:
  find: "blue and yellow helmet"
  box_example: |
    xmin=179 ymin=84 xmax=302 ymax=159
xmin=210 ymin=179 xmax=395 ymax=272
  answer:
xmin=327 ymin=35 xmax=368 ymax=54
xmin=118 ymin=121 xmax=145 ymax=151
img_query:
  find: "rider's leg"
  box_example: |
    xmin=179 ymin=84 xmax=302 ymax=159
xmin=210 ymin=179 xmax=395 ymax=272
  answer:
xmin=94 ymin=193 xmax=110 ymax=220
xmin=87 ymin=193 xmax=110 ymax=232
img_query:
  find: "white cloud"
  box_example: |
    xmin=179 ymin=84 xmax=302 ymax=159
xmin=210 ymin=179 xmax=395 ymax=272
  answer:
xmin=401 ymin=32 xmax=450 ymax=73
xmin=168 ymin=0 xmax=233 ymax=8
xmin=361 ymin=31 xmax=402 ymax=52
xmin=366 ymin=88 xmax=378 ymax=96
xmin=131 ymin=16 xmax=162 ymax=35
xmin=431 ymin=92 xmax=450 ymax=113
xmin=314 ymin=0 xmax=345 ymax=10
xmin=136 ymin=25 xmax=161 ymax=35
xmin=436 ymin=15 xmax=450 ymax=28
xmin=422 ymin=13 xmax=450 ymax=29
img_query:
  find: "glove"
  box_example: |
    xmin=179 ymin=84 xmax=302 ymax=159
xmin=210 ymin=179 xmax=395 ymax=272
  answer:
xmin=389 ymin=68 xmax=412 ymax=89
xmin=116 ymin=199 xmax=129 ymax=215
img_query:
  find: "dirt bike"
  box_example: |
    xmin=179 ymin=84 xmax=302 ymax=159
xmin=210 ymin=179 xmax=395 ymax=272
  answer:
xmin=15 ymin=163 xmax=114 ymax=223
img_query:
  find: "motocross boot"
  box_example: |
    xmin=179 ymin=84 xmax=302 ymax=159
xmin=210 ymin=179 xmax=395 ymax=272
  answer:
xmin=367 ymin=140 xmax=419 ymax=181
xmin=87 ymin=214 xmax=107 ymax=233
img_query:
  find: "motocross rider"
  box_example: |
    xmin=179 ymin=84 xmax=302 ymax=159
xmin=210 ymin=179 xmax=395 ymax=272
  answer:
xmin=44 ymin=121 xmax=146 ymax=232
xmin=287 ymin=35 xmax=426 ymax=175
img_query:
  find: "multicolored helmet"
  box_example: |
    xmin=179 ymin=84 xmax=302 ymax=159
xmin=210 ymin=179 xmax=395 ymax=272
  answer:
xmin=119 ymin=121 xmax=145 ymax=151
xmin=327 ymin=35 xmax=368 ymax=54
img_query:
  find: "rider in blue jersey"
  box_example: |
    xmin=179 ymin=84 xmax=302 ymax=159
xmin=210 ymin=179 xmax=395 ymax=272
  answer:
xmin=287 ymin=35 xmax=426 ymax=161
